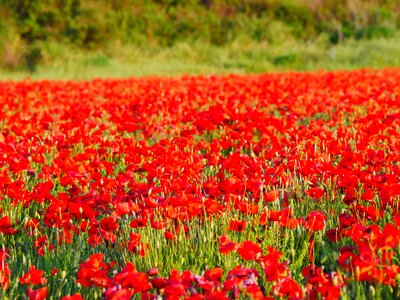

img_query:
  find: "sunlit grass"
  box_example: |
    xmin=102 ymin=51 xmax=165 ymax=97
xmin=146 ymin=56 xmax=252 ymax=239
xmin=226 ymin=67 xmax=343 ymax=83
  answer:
xmin=1 ymin=33 xmax=400 ymax=80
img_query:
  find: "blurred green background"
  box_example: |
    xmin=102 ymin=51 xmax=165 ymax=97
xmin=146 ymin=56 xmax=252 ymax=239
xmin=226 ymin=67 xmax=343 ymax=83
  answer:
xmin=1 ymin=0 xmax=400 ymax=79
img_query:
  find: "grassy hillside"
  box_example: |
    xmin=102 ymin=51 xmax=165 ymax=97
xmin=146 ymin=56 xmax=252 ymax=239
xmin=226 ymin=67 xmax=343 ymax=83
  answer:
xmin=0 ymin=0 xmax=399 ymax=77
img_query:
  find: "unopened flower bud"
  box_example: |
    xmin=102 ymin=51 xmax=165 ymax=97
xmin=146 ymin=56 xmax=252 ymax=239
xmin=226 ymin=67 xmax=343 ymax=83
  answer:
xmin=355 ymin=266 xmax=360 ymax=280
xmin=369 ymin=285 xmax=375 ymax=297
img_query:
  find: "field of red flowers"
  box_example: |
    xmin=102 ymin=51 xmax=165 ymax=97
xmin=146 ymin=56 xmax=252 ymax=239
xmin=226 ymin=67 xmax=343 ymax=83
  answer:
xmin=1 ymin=69 xmax=400 ymax=299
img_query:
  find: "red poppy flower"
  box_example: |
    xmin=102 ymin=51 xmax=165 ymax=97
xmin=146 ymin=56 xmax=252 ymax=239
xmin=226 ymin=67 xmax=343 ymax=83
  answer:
xmin=204 ymin=199 xmax=223 ymax=215
xmin=103 ymin=288 xmax=131 ymax=300
xmin=164 ymin=230 xmax=176 ymax=240
xmin=100 ymin=217 xmax=119 ymax=231
xmin=394 ymin=214 xmax=400 ymax=227
xmin=61 ymin=294 xmax=83 ymax=300
xmin=0 ymin=264 xmax=11 ymax=290
xmin=237 ymin=240 xmax=262 ymax=261
xmin=77 ymin=254 xmax=110 ymax=288
xmin=151 ymin=277 xmax=167 ymax=290
xmin=27 ymin=287 xmax=47 ymax=300
xmin=112 ymin=263 xmax=151 ymax=293
xmin=0 ymin=216 xmax=17 ymax=235
xmin=378 ymin=223 xmax=400 ymax=248
xmin=326 ymin=228 xmax=342 ymax=242
xmin=204 ymin=267 xmax=223 ymax=282
xmin=264 ymin=190 xmax=280 ymax=202
xmin=19 ymin=266 xmax=47 ymax=285
xmin=305 ymin=187 xmax=325 ymax=200
xmin=128 ymin=233 xmax=149 ymax=256
xmin=303 ymin=211 xmax=326 ymax=231
xmin=219 ymin=235 xmax=237 ymax=254
xmin=228 ymin=220 xmax=246 ymax=232
xmin=34 ymin=236 xmax=55 ymax=256
xmin=272 ymin=278 xmax=303 ymax=299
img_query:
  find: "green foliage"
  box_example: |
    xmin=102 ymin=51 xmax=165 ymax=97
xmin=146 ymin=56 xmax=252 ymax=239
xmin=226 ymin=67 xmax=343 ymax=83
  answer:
xmin=2 ymin=0 xmax=400 ymax=46
xmin=0 ymin=0 xmax=399 ymax=73
xmin=24 ymin=46 xmax=42 ymax=73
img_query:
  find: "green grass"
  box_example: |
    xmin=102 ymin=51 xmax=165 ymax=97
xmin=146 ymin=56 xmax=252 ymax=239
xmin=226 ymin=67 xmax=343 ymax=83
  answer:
xmin=1 ymin=32 xmax=400 ymax=80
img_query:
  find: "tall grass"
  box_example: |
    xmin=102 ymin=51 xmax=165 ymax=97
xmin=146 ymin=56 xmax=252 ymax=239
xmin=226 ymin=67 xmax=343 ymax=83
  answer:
xmin=1 ymin=33 xmax=400 ymax=80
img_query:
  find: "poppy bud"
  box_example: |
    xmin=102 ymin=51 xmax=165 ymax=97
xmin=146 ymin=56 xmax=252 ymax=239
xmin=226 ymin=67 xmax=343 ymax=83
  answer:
xmin=369 ymin=285 xmax=375 ymax=297
xmin=147 ymin=268 xmax=158 ymax=276
xmin=332 ymin=273 xmax=338 ymax=287
xmin=355 ymin=266 xmax=360 ymax=281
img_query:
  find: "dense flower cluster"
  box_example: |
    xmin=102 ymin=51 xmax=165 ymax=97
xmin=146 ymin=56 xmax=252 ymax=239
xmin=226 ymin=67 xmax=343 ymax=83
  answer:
xmin=1 ymin=69 xmax=400 ymax=299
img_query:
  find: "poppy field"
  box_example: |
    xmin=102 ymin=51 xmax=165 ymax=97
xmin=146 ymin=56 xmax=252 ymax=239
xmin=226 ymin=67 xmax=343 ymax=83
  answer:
xmin=1 ymin=69 xmax=400 ymax=299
